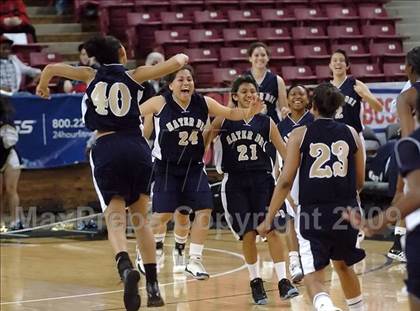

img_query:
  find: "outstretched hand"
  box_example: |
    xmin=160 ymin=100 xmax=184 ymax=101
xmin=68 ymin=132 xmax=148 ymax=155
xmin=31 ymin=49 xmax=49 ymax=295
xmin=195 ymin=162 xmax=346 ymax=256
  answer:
xmin=247 ymin=96 xmax=263 ymax=118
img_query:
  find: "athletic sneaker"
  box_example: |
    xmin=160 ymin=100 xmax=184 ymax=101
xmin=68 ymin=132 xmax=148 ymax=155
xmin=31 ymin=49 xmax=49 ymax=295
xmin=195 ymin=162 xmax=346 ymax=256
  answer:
xmin=289 ymin=260 xmax=304 ymax=283
xmin=250 ymin=277 xmax=268 ymax=305
xmin=172 ymin=244 xmax=186 ymax=273
xmin=185 ymin=258 xmax=209 ymax=280
xmin=387 ymin=247 xmax=407 ymax=262
xmin=135 ymin=246 xmax=145 ymax=275
xmin=278 ymin=278 xmax=299 ymax=300
xmin=317 ymin=305 xmax=342 ymax=311
xmin=122 ymin=268 xmax=141 ymax=311
xmin=146 ymin=281 xmax=165 ymax=307
xmin=136 ymin=246 xmax=165 ymax=275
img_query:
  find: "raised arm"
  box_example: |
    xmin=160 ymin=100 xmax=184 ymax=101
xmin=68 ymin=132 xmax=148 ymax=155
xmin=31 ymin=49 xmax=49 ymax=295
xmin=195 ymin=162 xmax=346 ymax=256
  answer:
xmin=205 ymin=96 xmax=262 ymax=121
xmin=142 ymin=113 xmax=154 ymax=140
xmin=354 ymin=80 xmax=383 ymax=112
xmin=269 ymin=119 xmax=286 ymax=159
xmin=277 ymin=75 xmax=288 ymax=119
xmin=129 ymin=54 xmax=189 ymax=84
xmin=36 ymin=64 xmax=95 ymax=98
xmin=138 ymin=95 xmax=165 ymax=117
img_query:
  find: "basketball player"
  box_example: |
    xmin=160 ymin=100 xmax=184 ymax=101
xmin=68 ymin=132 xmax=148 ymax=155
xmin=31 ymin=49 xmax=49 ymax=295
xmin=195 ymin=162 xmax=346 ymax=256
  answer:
xmin=209 ymin=75 xmax=298 ymax=304
xmin=136 ymin=65 xmax=262 ymax=280
xmin=277 ymin=84 xmax=314 ymax=283
xmin=388 ymin=46 xmax=420 ymax=262
xmin=258 ymin=83 xmax=366 ymax=311
xmin=343 ymin=92 xmax=420 ymax=311
xmin=36 ymin=35 xmax=189 ymax=310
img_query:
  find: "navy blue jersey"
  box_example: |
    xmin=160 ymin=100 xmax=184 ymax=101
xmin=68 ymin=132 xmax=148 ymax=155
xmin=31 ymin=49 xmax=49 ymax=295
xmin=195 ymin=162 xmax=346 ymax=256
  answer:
xmin=395 ymin=127 xmax=420 ymax=178
xmin=334 ymin=77 xmax=363 ymax=133
xmin=246 ymin=70 xmax=280 ymax=124
xmin=277 ymin=111 xmax=314 ymax=143
xmin=216 ymin=114 xmax=273 ymax=173
xmin=299 ymin=119 xmax=358 ymax=206
xmin=82 ymin=64 xmax=145 ymax=132
xmin=152 ymin=92 xmax=208 ymax=167
xmin=413 ymin=81 xmax=420 ymax=94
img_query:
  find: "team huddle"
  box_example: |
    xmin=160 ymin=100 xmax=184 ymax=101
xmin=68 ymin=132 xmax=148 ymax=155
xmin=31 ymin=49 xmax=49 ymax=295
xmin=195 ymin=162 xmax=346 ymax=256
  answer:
xmin=35 ymin=36 xmax=420 ymax=311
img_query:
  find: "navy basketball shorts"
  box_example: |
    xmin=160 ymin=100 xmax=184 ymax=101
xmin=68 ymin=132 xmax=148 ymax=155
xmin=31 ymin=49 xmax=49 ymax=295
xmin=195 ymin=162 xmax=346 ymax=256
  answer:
xmin=406 ymin=225 xmax=420 ymax=300
xmin=89 ymin=132 xmax=153 ymax=212
xmin=221 ymin=171 xmax=274 ymax=240
xmin=152 ymin=164 xmax=213 ymax=213
xmin=296 ymin=204 xmax=366 ymax=275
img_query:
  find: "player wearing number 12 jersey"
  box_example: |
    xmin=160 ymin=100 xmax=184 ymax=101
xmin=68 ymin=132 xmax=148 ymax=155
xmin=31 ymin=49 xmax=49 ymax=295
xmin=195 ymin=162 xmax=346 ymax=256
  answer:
xmin=257 ymin=83 xmax=366 ymax=311
xmin=36 ymin=35 xmax=189 ymax=311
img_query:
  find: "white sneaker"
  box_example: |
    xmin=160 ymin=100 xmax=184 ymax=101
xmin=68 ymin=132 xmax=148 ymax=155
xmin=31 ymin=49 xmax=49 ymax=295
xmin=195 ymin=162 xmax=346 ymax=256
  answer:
xmin=317 ymin=305 xmax=342 ymax=311
xmin=356 ymin=230 xmax=365 ymax=249
xmin=185 ymin=258 xmax=209 ymax=280
xmin=136 ymin=246 xmax=165 ymax=275
xmin=135 ymin=246 xmax=145 ymax=275
xmin=172 ymin=248 xmax=186 ymax=273
xmin=289 ymin=261 xmax=304 ymax=283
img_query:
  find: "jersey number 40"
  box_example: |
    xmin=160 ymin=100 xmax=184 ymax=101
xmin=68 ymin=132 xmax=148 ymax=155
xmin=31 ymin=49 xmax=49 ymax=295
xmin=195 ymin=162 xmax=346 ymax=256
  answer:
xmin=91 ymin=82 xmax=134 ymax=117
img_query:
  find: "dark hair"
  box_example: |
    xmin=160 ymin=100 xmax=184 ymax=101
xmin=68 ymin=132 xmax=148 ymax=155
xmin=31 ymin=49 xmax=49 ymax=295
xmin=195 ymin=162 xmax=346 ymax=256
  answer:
xmin=417 ymin=91 xmax=420 ymax=123
xmin=311 ymin=82 xmax=344 ymax=118
xmin=158 ymin=65 xmax=195 ymax=94
xmin=287 ymin=84 xmax=310 ymax=97
xmin=331 ymin=49 xmax=350 ymax=66
xmin=83 ymin=36 xmax=121 ymax=65
xmin=78 ymin=43 xmax=85 ymax=52
xmin=406 ymin=46 xmax=420 ymax=77
xmin=230 ymin=75 xmax=259 ymax=106
xmin=247 ymin=42 xmax=270 ymax=57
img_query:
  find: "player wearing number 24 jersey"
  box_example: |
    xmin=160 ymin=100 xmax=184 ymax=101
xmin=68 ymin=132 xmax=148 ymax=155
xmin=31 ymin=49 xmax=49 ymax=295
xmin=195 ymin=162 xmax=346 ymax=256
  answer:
xmin=36 ymin=35 xmax=189 ymax=311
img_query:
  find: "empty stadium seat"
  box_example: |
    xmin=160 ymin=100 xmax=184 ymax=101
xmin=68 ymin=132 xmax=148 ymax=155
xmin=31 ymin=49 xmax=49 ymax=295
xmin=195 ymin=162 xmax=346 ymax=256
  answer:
xmin=240 ymin=0 xmax=276 ymax=10
xmin=260 ymin=8 xmax=296 ymax=27
xmin=134 ymin=0 xmax=170 ymax=13
xmin=281 ymin=66 xmax=318 ymax=84
xmin=294 ymin=43 xmax=330 ymax=66
xmin=292 ymin=26 xmax=328 ymax=42
xmin=193 ymin=10 xmax=229 ymax=30
xmin=294 ymin=8 xmax=329 ymax=26
xmin=212 ymin=67 xmax=240 ymax=86
xmin=327 ymin=25 xmax=364 ymax=41
xmin=370 ymin=42 xmax=405 ymax=63
xmin=29 ymin=52 xmax=63 ymax=68
xmin=350 ymin=63 xmax=385 ymax=81
xmin=160 ymin=11 xmax=194 ymax=30
xmin=126 ymin=12 xmax=161 ymax=57
xmin=227 ymin=9 xmax=261 ymax=28
xmin=170 ymin=0 xmax=205 ymax=14
xmin=362 ymin=24 xmax=405 ymax=42
xmin=325 ymin=6 xmax=360 ymax=22
xmin=257 ymin=27 xmax=292 ymax=42
xmin=220 ymin=47 xmax=250 ymax=72
xmin=222 ymin=28 xmax=258 ymax=47
xmin=154 ymin=29 xmax=190 ymax=56
xmin=315 ymin=65 xmax=332 ymax=82
xmin=383 ymin=63 xmax=406 ymax=81
xmin=358 ymin=4 xmax=400 ymax=24
xmin=204 ymin=0 xmax=240 ymax=12
xmin=189 ymin=29 xmax=224 ymax=49
xmin=331 ymin=43 xmax=371 ymax=63
xmin=269 ymin=43 xmax=295 ymax=67
xmin=98 ymin=2 xmax=134 ymax=38
xmin=186 ymin=48 xmax=219 ymax=87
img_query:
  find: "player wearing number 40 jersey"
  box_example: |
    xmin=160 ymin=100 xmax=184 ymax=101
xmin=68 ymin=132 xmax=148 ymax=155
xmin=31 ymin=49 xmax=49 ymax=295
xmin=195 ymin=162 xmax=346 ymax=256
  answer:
xmin=136 ymin=65 xmax=262 ymax=281
xmin=36 ymin=35 xmax=189 ymax=311
xmin=209 ymin=75 xmax=298 ymax=305
xmin=257 ymin=83 xmax=366 ymax=311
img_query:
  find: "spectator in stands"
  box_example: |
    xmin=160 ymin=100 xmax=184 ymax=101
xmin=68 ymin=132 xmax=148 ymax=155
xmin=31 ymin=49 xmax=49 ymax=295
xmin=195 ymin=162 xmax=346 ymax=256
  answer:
xmin=0 ymin=36 xmax=41 ymax=95
xmin=59 ymin=44 xmax=98 ymax=94
xmin=145 ymin=52 xmax=165 ymax=93
xmin=0 ymin=95 xmax=23 ymax=232
xmin=54 ymin=0 xmax=70 ymax=16
xmin=0 ymin=0 xmax=37 ymax=42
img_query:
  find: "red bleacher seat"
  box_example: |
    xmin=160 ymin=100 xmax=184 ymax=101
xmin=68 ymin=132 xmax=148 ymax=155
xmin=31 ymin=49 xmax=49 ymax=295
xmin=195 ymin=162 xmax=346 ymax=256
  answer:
xmin=204 ymin=0 xmax=240 ymax=12
xmin=260 ymin=8 xmax=296 ymax=27
xmin=160 ymin=12 xmax=194 ymax=30
xmin=220 ymin=47 xmax=250 ymax=72
xmin=169 ymin=0 xmax=205 ymax=14
xmin=370 ymin=42 xmax=405 ymax=63
xmin=361 ymin=24 xmax=405 ymax=41
xmin=212 ymin=67 xmax=240 ymax=86
xmin=98 ymin=2 xmax=134 ymax=38
xmin=277 ymin=0 xmax=309 ymax=4
xmin=358 ymin=5 xmax=400 ymax=24
xmin=350 ymin=63 xmax=385 ymax=81
xmin=269 ymin=42 xmax=295 ymax=67
xmin=134 ymin=0 xmax=170 ymax=13
xmin=315 ymin=65 xmax=332 ymax=82
xmin=193 ymin=10 xmax=229 ymax=30
xmin=29 ymin=52 xmax=63 ymax=69
xmin=126 ymin=12 xmax=161 ymax=57
xmin=327 ymin=25 xmax=364 ymax=40
xmin=331 ymin=43 xmax=371 ymax=63
xmin=239 ymin=0 xmax=276 ymax=10
xmin=257 ymin=27 xmax=292 ymax=42
xmin=383 ymin=63 xmax=406 ymax=81
xmin=11 ymin=43 xmax=48 ymax=64
xmin=292 ymin=26 xmax=328 ymax=42
xmin=189 ymin=29 xmax=224 ymax=49
xmin=222 ymin=28 xmax=258 ymax=47
xmin=186 ymin=48 xmax=219 ymax=87
xmin=294 ymin=8 xmax=329 ymax=26
xmin=227 ymin=9 xmax=261 ymax=28
xmin=293 ymin=43 xmax=330 ymax=65
xmin=281 ymin=66 xmax=318 ymax=84
xmin=325 ymin=6 xmax=360 ymax=21
xmin=154 ymin=29 xmax=190 ymax=56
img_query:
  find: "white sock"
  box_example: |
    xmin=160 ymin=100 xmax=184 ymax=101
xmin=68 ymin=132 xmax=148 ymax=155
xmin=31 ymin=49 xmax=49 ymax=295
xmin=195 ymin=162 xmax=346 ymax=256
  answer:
xmin=346 ymin=294 xmax=364 ymax=311
xmin=313 ymin=292 xmax=334 ymax=311
xmin=274 ymin=261 xmax=287 ymax=281
xmin=289 ymin=251 xmax=299 ymax=264
xmin=174 ymin=233 xmax=188 ymax=244
xmin=154 ymin=233 xmax=166 ymax=244
xmin=247 ymin=261 xmax=260 ymax=280
xmin=394 ymin=226 xmax=406 ymax=236
xmin=189 ymin=243 xmax=204 ymax=260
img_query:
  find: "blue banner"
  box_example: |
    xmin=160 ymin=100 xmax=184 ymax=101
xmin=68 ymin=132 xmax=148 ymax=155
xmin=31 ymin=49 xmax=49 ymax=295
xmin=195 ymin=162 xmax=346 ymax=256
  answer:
xmin=11 ymin=94 xmax=92 ymax=169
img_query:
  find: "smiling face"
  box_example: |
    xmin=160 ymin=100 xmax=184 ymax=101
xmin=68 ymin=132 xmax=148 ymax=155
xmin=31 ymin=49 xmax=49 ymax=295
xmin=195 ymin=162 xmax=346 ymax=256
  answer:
xmin=288 ymin=85 xmax=309 ymax=113
xmin=329 ymin=52 xmax=349 ymax=77
xmin=249 ymin=46 xmax=269 ymax=70
xmin=169 ymin=69 xmax=195 ymax=104
xmin=233 ymin=82 xmax=258 ymax=109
